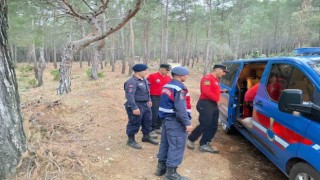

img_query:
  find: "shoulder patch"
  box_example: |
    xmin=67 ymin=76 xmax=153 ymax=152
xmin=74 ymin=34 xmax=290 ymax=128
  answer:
xmin=180 ymin=90 xmax=186 ymax=100
xmin=203 ymin=80 xmax=211 ymax=86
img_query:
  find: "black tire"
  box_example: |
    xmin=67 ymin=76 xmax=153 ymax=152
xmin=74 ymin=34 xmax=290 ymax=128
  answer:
xmin=289 ymin=162 xmax=320 ymax=180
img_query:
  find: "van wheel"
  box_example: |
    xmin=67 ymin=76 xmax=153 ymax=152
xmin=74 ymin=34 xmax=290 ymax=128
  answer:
xmin=221 ymin=120 xmax=233 ymax=134
xmin=289 ymin=162 xmax=320 ymax=180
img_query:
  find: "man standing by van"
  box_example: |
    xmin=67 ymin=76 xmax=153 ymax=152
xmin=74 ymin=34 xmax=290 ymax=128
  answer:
xmin=187 ymin=64 xmax=228 ymax=153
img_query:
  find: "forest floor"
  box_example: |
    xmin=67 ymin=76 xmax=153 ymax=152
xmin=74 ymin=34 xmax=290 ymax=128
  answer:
xmin=13 ymin=62 xmax=286 ymax=180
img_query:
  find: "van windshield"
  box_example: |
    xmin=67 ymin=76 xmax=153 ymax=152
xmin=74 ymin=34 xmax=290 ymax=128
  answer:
xmin=309 ymin=60 xmax=320 ymax=75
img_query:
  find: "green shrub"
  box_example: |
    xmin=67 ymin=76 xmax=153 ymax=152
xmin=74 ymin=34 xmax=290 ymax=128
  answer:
xmin=86 ymin=68 xmax=92 ymax=78
xmin=20 ymin=64 xmax=34 ymax=73
xmin=86 ymin=68 xmax=105 ymax=79
xmin=28 ymin=79 xmax=37 ymax=88
xmin=50 ymin=69 xmax=60 ymax=81
xmin=98 ymin=72 xmax=105 ymax=78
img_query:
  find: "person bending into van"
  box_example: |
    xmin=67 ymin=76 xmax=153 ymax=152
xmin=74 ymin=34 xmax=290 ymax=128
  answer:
xmin=187 ymin=65 xmax=228 ymax=153
xmin=243 ymin=83 xmax=259 ymax=117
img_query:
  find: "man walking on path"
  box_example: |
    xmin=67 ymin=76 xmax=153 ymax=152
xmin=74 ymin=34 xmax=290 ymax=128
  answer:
xmin=155 ymin=66 xmax=193 ymax=180
xmin=124 ymin=64 xmax=159 ymax=149
xmin=147 ymin=64 xmax=172 ymax=136
xmin=187 ymin=65 xmax=228 ymax=153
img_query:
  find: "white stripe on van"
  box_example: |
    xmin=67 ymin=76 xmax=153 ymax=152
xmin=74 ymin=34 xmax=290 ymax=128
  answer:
xmin=252 ymin=120 xmax=267 ymax=133
xmin=275 ymin=135 xmax=289 ymax=148
xmin=252 ymin=120 xmax=289 ymax=149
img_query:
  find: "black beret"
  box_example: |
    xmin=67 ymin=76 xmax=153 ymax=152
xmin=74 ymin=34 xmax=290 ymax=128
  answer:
xmin=213 ymin=64 xmax=229 ymax=73
xmin=160 ymin=64 xmax=172 ymax=70
xmin=132 ymin=64 xmax=148 ymax=72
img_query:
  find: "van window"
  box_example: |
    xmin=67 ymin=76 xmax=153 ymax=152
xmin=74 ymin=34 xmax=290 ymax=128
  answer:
xmin=267 ymin=64 xmax=319 ymax=105
xmin=220 ymin=63 xmax=240 ymax=87
xmin=267 ymin=64 xmax=288 ymax=101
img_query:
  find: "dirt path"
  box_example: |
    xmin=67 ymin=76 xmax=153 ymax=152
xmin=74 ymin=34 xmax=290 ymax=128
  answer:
xmin=16 ymin=63 xmax=286 ymax=180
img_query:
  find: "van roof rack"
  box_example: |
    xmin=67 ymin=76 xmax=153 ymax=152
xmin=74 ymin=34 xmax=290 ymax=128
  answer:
xmin=293 ymin=47 xmax=320 ymax=56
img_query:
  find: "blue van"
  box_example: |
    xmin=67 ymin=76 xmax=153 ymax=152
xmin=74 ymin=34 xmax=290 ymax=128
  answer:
xmin=219 ymin=48 xmax=320 ymax=179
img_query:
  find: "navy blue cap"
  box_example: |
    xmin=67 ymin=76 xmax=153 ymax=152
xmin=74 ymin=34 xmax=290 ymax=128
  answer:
xmin=213 ymin=64 xmax=229 ymax=73
xmin=132 ymin=64 xmax=148 ymax=72
xmin=171 ymin=66 xmax=189 ymax=76
xmin=160 ymin=64 xmax=172 ymax=70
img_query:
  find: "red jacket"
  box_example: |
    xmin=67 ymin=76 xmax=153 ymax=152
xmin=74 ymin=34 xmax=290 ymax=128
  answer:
xmin=199 ymin=74 xmax=220 ymax=102
xmin=244 ymin=83 xmax=259 ymax=101
xmin=147 ymin=72 xmax=171 ymax=96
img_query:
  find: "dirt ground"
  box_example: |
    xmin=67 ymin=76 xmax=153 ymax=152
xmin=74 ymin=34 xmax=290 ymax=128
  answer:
xmin=14 ymin=62 xmax=287 ymax=180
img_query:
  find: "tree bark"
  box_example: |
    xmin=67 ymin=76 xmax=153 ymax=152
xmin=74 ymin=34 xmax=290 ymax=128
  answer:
xmin=128 ymin=19 xmax=135 ymax=75
xmin=120 ymin=27 xmax=126 ymax=74
xmin=204 ymin=1 xmax=213 ymax=75
xmin=53 ymin=40 xmax=57 ymax=69
xmin=34 ymin=47 xmax=46 ymax=87
xmin=56 ymin=0 xmax=143 ymax=94
xmin=110 ymin=33 xmax=116 ymax=72
xmin=91 ymin=14 xmax=106 ymax=80
xmin=143 ymin=19 xmax=150 ymax=64
xmin=0 ymin=1 xmax=27 ymax=178
xmin=173 ymin=26 xmax=179 ymax=63
xmin=160 ymin=0 xmax=169 ymax=64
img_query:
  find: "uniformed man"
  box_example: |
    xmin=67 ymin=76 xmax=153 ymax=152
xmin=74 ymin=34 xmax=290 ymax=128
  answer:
xmin=187 ymin=64 xmax=228 ymax=153
xmin=147 ymin=64 xmax=172 ymax=135
xmin=124 ymin=64 xmax=158 ymax=149
xmin=155 ymin=66 xmax=193 ymax=180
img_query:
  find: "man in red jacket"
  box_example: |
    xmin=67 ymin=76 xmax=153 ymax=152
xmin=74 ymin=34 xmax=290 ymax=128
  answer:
xmin=187 ymin=64 xmax=228 ymax=153
xmin=147 ymin=64 xmax=172 ymax=135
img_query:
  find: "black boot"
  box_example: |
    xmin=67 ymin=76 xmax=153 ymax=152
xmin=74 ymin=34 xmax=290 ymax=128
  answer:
xmin=163 ymin=167 xmax=189 ymax=180
xmin=155 ymin=161 xmax=166 ymax=176
xmin=142 ymin=134 xmax=159 ymax=145
xmin=127 ymin=136 xmax=142 ymax=149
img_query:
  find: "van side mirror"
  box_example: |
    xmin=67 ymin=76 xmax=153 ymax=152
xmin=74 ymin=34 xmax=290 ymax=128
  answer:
xmin=278 ymin=89 xmax=303 ymax=113
xmin=278 ymin=89 xmax=320 ymax=121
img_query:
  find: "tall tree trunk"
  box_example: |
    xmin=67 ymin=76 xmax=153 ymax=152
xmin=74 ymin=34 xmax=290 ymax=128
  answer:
xmin=53 ymin=40 xmax=57 ymax=69
xmin=91 ymin=48 xmax=101 ymax=80
xmin=57 ymin=43 xmax=76 ymax=94
xmin=34 ymin=47 xmax=46 ymax=87
xmin=91 ymin=14 xmax=106 ymax=80
xmin=161 ymin=0 xmax=169 ymax=64
xmin=173 ymin=27 xmax=179 ymax=63
xmin=27 ymin=44 xmax=36 ymax=64
xmin=79 ymin=23 xmax=86 ymax=68
xmin=0 ymin=1 xmax=26 ymax=178
xmin=295 ymin=0 xmax=311 ymax=48
xmin=204 ymin=1 xmax=212 ymax=75
xmin=53 ymin=8 xmax=58 ymax=68
xmin=110 ymin=33 xmax=116 ymax=72
xmin=128 ymin=19 xmax=135 ymax=75
xmin=143 ymin=19 xmax=150 ymax=64
xmin=234 ymin=2 xmax=244 ymax=60
xmin=121 ymin=27 xmax=126 ymax=74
